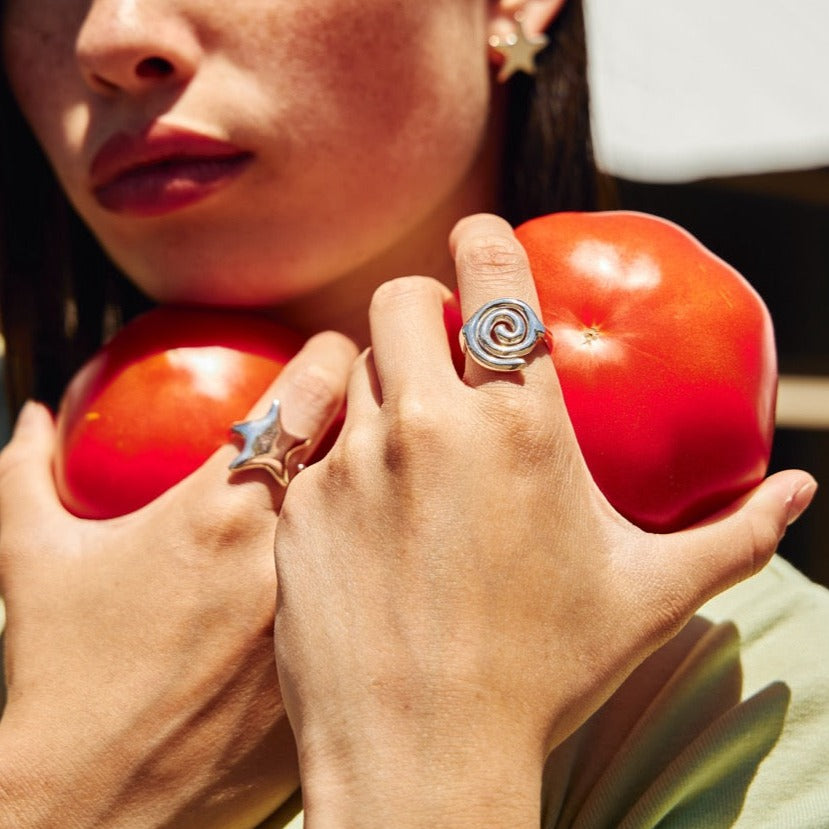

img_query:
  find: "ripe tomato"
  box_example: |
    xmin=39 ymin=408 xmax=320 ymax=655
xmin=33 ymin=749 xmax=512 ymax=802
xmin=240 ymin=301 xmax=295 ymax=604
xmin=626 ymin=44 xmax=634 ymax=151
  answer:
xmin=514 ymin=211 xmax=776 ymax=532
xmin=56 ymin=212 xmax=775 ymax=531
xmin=54 ymin=307 xmax=304 ymax=519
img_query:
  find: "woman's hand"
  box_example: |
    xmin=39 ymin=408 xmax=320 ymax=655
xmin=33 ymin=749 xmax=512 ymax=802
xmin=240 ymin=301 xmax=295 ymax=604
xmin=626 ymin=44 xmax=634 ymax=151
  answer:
xmin=271 ymin=214 xmax=816 ymax=828
xmin=0 ymin=332 xmax=357 ymax=829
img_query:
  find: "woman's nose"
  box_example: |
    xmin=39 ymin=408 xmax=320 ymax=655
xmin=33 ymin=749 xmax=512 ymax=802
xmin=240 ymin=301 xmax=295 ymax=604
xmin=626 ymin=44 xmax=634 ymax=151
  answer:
xmin=76 ymin=0 xmax=201 ymax=95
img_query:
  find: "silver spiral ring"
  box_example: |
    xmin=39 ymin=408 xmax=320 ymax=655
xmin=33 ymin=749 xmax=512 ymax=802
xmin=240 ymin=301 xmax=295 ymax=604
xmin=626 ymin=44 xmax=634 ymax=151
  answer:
xmin=460 ymin=298 xmax=552 ymax=372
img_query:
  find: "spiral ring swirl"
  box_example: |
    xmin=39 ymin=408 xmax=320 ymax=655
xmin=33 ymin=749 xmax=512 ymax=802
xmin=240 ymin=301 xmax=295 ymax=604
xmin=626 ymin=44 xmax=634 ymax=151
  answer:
xmin=460 ymin=298 xmax=552 ymax=372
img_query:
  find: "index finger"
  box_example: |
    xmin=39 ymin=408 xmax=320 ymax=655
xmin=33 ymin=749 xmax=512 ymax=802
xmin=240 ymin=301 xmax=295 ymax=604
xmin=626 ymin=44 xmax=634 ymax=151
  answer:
xmin=212 ymin=331 xmax=358 ymax=489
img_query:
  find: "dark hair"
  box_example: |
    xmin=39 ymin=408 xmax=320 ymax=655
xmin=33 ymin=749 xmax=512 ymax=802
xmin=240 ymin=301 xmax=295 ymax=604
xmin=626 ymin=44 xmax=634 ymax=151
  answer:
xmin=501 ymin=0 xmax=610 ymax=225
xmin=0 ymin=0 xmax=607 ymax=415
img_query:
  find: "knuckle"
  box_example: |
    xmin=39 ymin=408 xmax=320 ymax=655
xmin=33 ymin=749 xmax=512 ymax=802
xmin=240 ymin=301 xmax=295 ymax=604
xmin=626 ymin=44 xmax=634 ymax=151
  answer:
xmin=189 ymin=491 xmax=276 ymax=555
xmin=384 ymin=394 xmax=451 ymax=471
xmin=288 ymin=362 xmax=344 ymax=423
xmin=651 ymin=595 xmax=689 ymax=641
xmin=323 ymin=423 xmax=370 ymax=484
xmin=389 ymin=394 xmax=445 ymax=440
xmin=744 ymin=513 xmax=783 ymax=575
xmin=626 ymin=558 xmax=691 ymax=642
xmin=304 ymin=329 xmax=355 ymax=355
xmin=177 ymin=471 xmax=279 ymax=554
xmin=370 ymin=275 xmax=438 ymax=312
xmin=456 ymin=234 xmax=528 ymax=281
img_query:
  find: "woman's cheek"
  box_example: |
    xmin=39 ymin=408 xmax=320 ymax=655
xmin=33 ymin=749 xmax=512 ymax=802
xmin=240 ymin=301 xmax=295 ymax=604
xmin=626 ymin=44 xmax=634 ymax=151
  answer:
xmin=271 ymin=0 xmax=490 ymax=159
xmin=3 ymin=10 xmax=91 ymax=204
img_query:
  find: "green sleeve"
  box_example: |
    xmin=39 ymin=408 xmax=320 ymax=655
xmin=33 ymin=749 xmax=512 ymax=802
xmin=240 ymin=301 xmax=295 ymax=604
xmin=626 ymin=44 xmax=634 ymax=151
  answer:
xmin=541 ymin=555 xmax=829 ymax=828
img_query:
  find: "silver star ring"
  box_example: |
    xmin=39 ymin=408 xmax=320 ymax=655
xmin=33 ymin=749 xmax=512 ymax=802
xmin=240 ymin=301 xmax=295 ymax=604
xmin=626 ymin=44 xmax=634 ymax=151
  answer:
xmin=460 ymin=298 xmax=552 ymax=372
xmin=229 ymin=399 xmax=311 ymax=487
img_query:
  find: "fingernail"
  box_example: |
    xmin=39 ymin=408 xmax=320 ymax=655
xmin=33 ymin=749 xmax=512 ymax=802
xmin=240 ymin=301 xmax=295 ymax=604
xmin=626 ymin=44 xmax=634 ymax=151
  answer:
xmin=786 ymin=479 xmax=818 ymax=526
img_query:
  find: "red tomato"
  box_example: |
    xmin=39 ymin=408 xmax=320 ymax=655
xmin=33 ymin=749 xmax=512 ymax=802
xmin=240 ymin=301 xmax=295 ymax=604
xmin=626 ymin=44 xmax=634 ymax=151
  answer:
xmin=514 ymin=211 xmax=777 ymax=532
xmin=56 ymin=213 xmax=775 ymax=531
xmin=55 ymin=307 xmax=304 ymax=519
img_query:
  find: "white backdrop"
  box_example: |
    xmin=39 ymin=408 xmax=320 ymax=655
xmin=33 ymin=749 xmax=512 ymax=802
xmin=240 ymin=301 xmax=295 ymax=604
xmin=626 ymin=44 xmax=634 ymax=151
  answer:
xmin=584 ymin=0 xmax=829 ymax=181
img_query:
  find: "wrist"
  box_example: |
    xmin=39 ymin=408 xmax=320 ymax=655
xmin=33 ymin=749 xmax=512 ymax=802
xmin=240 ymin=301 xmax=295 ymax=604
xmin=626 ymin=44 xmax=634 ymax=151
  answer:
xmin=295 ymin=705 xmax=544 ymax=829
xmin=0 ymin=701 xmax=296 ymax=829
xmin=0 ymin=716 xmax=92 ymax=829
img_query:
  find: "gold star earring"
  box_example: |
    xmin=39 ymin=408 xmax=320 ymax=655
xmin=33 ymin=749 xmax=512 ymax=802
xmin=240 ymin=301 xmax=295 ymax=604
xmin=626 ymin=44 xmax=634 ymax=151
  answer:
xmin=489 ymin=13 xmax=550 ymax=83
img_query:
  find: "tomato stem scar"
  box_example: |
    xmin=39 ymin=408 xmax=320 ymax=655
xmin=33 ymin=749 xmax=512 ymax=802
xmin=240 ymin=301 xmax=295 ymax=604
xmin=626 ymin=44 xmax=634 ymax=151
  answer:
xmin=582 ymin=326 xmax=601 ymax=346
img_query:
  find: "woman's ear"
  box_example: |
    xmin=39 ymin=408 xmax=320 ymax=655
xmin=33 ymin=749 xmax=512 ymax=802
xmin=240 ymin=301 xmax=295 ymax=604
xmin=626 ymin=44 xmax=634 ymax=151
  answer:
xmin=488 ymin=0 xmax=568 ymax=41
xmin=488 ymin=0 xmax=567 ymax=80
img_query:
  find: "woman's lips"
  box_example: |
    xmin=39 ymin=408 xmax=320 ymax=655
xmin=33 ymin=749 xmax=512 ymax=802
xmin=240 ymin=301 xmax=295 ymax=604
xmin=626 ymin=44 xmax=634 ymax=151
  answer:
xmin=90 ymin=126 xmax=253 ymax=217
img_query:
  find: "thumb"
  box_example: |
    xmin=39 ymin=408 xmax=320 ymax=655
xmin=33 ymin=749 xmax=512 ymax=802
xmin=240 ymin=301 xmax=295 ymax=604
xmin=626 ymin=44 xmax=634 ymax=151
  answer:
xmin=659 ymin=470 xmax=817 ymax=609
xmin=0 ymin=401 xmax=65 ymax=546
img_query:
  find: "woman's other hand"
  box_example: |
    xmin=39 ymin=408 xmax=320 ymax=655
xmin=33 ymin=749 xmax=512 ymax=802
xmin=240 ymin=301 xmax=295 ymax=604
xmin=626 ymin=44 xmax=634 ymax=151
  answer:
xmin=271 ymin=214 xmax=816 ymax=828
xmin=0 ymin=331 xmax=356 ymax=828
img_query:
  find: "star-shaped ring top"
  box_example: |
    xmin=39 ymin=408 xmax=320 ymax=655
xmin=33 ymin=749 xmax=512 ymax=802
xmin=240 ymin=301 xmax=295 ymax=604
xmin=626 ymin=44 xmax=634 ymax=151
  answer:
xmin=229 ymin=399 xmax=311 ymax=487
